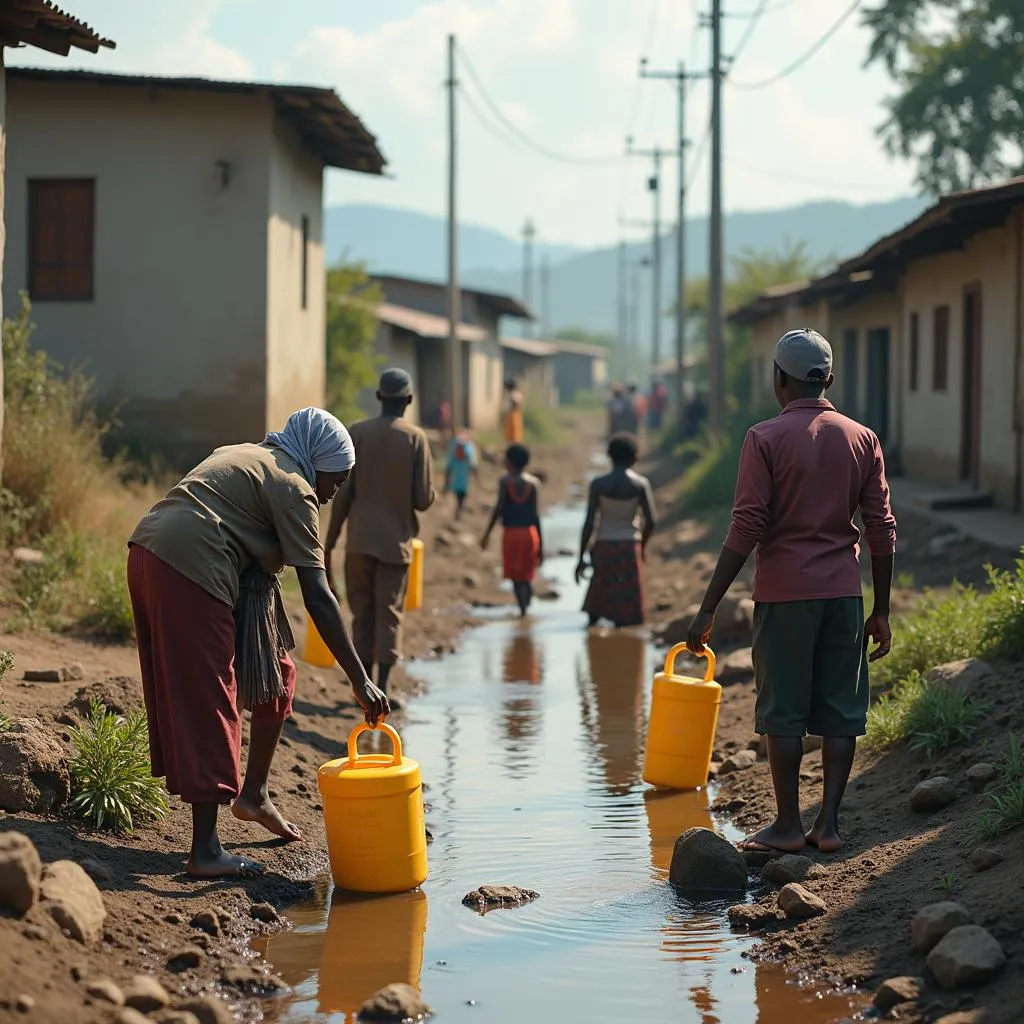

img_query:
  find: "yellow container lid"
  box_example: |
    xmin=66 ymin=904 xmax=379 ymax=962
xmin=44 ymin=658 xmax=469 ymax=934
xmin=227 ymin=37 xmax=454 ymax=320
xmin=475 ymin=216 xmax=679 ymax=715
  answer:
xmin=653 ymin=643 xmax=722 ymax=693
xmin=318 ymin=723 xmax=422 ymax=799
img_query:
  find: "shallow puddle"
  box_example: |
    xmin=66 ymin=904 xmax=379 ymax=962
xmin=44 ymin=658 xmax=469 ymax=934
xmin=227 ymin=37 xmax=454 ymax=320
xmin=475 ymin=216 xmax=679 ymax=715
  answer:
xmin=254 ymin=505 xmax=865 ymax=1023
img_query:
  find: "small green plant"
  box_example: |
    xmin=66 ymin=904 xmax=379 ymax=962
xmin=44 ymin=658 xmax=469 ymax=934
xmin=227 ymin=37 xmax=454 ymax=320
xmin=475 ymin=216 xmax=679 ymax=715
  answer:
xmin=935 ymin=871 xmax=957 ymax=895
xmin=68 ymin=698 xmax=168 ymax=834
xmin=0 ymin=650 xmax=14 ymax=731
xmin=865 ymin=672 xmax=925 ymax=750
xmin=905 ymin=684 xmax=989 ymax=759
xmin=978 ymin=559 xmax=1024 ymax=662
xmin=976 ymin=780 xmax=1024 ymax=843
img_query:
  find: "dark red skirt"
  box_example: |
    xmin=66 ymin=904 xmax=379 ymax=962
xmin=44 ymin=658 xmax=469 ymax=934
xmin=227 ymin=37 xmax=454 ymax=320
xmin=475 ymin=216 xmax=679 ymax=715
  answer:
xmin=583 ymin=540 xmax=646 ymax=627
xmin=502 ymin=525 xmax=540 ymax=583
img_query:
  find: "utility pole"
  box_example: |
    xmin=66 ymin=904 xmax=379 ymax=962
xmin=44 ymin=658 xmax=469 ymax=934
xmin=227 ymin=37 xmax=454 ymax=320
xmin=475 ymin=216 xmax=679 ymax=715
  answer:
xmin=617 ymin=238 xmax=627 ymax=355
xmin=707 ymin=0 xmax=726 ymax=429
xmin=522 ymin=218 xmax=536 ymax=337
xmin=540 ymin=254 xmax=551 ymax=338
xmin=640 ymin=58 xmax=706 ymax=422
xmin=445 ymin=34 xmax=462 ymax=431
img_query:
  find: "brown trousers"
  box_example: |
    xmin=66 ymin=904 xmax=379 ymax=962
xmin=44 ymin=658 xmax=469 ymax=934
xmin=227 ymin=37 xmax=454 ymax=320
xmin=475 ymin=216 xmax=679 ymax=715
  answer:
xmin=344 ymin=553 xmax=409 ymax=666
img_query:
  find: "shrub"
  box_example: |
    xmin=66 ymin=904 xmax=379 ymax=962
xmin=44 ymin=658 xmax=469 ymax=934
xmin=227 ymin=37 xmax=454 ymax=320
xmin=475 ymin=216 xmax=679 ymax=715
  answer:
xmin=68 ymin=698 xmax=168 ymax=834
xmin=976 ymin=780 xmax=1024 ymax=842
xmin=978 ymin=559 xmax=1024 ymax=662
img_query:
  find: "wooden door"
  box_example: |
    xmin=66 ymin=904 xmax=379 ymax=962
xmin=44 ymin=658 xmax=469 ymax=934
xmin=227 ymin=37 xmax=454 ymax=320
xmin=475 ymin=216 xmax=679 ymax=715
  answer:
xmin=961 ymin=285 xmax=983 ymax=486
xmin=866 ymin=328 xmax=891 ymax=445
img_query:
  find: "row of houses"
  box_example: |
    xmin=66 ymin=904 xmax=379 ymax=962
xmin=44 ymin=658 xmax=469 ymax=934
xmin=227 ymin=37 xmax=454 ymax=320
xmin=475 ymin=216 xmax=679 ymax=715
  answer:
xmin=732 ymin=178 xmax=1024 ymax=513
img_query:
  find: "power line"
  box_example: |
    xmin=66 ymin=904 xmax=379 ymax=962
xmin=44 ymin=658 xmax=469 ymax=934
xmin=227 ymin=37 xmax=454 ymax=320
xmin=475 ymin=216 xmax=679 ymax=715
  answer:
xmin=457 ymin=83 xmax=526 ymax=150
xmin=726 ymin=0 xmax=806 ymax=16
xmin=728 ymin=0 xmax=862 ymax=90
xmin=457 ymin=43 xmax=621 ymax=166
xmin=686 ymin=118 xmax=712 ymax=190
xmin=727 ymin=0 xmax=769 ymax=68
xmin=726 ymin=152 xmax=901 ymax=194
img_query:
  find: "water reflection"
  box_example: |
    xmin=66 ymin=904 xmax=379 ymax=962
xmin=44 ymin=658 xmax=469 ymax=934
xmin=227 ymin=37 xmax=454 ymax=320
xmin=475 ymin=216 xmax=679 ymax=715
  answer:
xmin=254 ymin=888 xmax=429 ymax=1022
xmin=498 ymin=628 xmax=543 ymax=778
xmin=578 ymin=629 xmax=647 ymax=796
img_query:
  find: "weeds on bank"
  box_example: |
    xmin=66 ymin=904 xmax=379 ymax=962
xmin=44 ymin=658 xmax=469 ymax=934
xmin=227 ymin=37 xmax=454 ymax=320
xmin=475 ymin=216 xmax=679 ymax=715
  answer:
xmin=0 ymin=650 xmax=13 ymax=731
xmin=68 ymin=698 xmax=168 ymax=834
xmin=976 ymin=734 xmax=1024 ymax=843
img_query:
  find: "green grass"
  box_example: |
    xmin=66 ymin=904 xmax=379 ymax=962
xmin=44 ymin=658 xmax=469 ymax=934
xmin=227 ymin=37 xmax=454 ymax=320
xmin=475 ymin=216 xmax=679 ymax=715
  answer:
xmin=68 ymin=698 xmax=169 ymax=834
xmin=904 ymin=684 xmax=990 ymax=759
xmin=0 ymin=650 xmax=13 ymax=731
xmin=975 ymin=733 xmax=1024 ymax=843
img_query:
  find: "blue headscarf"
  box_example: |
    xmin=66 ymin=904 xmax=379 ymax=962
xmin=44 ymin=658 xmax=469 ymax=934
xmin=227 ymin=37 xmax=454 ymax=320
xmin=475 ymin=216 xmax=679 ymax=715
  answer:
xmin=264 ymin=407 xmax=355 ymax=487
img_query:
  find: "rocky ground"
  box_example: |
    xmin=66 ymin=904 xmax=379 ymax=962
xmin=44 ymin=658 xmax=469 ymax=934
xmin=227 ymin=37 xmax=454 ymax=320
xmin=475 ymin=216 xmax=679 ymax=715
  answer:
xmin=0 ymin=416 xmax=1021 ymax=1024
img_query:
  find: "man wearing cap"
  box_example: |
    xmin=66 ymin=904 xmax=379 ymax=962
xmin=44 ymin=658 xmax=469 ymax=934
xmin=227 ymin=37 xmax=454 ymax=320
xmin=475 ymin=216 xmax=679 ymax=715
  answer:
xmin=687 ymin=328 xmax=896 ymax=856
xmin=326 ymin=368 xmax=436 ymax=698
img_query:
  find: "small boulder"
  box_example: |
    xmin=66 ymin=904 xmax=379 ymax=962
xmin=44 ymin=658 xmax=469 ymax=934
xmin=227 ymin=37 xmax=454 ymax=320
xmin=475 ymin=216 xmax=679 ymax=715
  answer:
xmin=39 ymin=860 xmax=106 ymax=944
xmin=669 ymin=828 xmax=748 ymax=892
xmin=761 ymin=855 xmax=828 ymax=886
xmin=84 ymin=979 xmax=124 ymax=1005
xmin=113 ymin=1011 xmax=151 ymax=1024
xmin=221 ymin=964 xmax=286 ymax=994
xmin=23 ymin=665 xmax=84 ymax=683
xmin=358 ymin=983 xmax=432 ymax=1022
xmin=462 ymin=572 xmax=481 ymax=589
xmin=911 ymin=902 xmax=971 ymax=954
xmin=249 ymin=902 xmax=280 ymax=924
xmin=911 ymin=777 xmax=957 ymax=812
xmin=462 ymin=885 xmax=539 ymax=914
xmin=873 ymin=976 xmax=925 ymax=1011
xmin=727 ymin=902 xmax=778 ymax=930
xmin=0 ymin=832 xmax=43 ymax=914
xmin=172 ymin=997 xmax=233 ymax=1024
xmin=926 ymin=659 xmax=991 ymax=694
xmin=167 ymin=946 xmax=204 ymax=973
xmin=927 ymin=925 xmax=1006 ymax=989
xmin=777 ymin=883 xmax=827 ymax=919
xmin=12 ymin=547 xmax=45 ymax=565
xmin=966 ymin=764 xmax=999 ymax=792
xmin=969 ymin=847 xmax=1004 ymax=873
xmin=0 ymin=718 xmax=71 ymax=813
xmin=122 ymin=975 xmax=171 ymax=1013
xmin=190 ymin=910 xmax=221 ymax=937
xmin=719 ymin=749 xmax=757 ymax=775
xmin=716 ymin=647 xmax=754 ymax=684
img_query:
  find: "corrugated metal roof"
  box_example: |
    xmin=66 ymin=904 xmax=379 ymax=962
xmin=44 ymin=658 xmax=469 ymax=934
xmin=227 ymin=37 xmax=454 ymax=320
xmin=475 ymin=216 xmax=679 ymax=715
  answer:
xmin=8 ymin=68 xmax=385 ymax=175
xmin=376 ymin=303 xmax=488 ymax=343
xmin=371 ymin=274 xmax=534 ymax=320
xmin=550 ymin=339 xmax=611 ymax=359
xmin=501 ymin=336 xmax=559 ymax=358
xmin=0 ymin=1 xmax=115 ymax=54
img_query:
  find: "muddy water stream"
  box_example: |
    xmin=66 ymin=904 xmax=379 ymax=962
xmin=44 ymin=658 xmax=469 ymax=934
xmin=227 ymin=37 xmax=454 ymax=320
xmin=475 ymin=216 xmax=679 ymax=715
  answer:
xmin=254 ymin=503 xmax=864 ymax=1023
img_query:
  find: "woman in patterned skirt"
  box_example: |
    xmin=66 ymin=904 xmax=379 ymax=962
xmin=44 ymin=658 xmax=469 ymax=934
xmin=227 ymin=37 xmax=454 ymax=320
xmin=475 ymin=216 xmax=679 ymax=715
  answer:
xmin=575 ymin=433 xmax=656 ymax=628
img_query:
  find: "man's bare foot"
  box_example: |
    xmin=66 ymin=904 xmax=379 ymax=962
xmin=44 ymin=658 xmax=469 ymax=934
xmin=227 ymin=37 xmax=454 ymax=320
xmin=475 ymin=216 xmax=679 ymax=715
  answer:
xmin=186 ymin=851 xmax=265 ymax=879
xmin=737 ymin=822 xmax=806 ymax=854
xmin=232 ymin=796 xmax=302 ymax=841
xmin=805 ymin=821 xmax=842 ymax=853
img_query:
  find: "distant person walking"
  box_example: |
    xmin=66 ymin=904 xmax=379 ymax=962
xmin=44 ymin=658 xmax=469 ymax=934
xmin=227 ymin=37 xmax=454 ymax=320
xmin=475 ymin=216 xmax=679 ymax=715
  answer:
xmin=649 ymin=380 xmax=667 ymax=431
xmin=687 ymin=329 xmax=896 ymax=855
xmin=503 ymin=377 xmax=525 ymax=444
xmin=575 ymin=433 xmax=656 ymax=628
xmin=607 ymin=383 xmax=632 ymax=439
xmin=326 ymin=368 xmax=436 ymax=699
xmin=127 ymin=408 xmax=388 ymax=879
xmin=445 ymin=429 xmax=478 ymax=520
xmin=481 ymin=443 xmax=544 ymax=617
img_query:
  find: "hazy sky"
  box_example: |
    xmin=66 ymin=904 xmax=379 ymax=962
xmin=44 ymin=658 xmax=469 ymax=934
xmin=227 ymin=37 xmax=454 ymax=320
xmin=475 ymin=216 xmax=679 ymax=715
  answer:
xmin=10 ymin=0 xmax=918 ymax=247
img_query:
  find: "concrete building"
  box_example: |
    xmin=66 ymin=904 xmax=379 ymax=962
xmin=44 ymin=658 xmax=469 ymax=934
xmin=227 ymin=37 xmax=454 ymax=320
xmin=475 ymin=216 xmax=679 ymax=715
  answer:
xmin=365 ymin=274 xmax=532 ymax=431
xmin=0 ymin=2 xmax=115 ymax=481
xmin=730 ymin=178 xmax=1024 ymax=511
xmin=552 ymin=339 xmax=609 ymax=404
xmin=3 ymin=68 xmax=384 ymax=465
xmin=501 ymin=337 xmax=558 ymax=410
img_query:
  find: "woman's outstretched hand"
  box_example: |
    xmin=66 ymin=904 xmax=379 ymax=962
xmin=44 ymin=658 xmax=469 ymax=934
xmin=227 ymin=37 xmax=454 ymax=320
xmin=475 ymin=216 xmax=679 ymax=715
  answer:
xmin=352 ymin=678 xmax=390 ymax=725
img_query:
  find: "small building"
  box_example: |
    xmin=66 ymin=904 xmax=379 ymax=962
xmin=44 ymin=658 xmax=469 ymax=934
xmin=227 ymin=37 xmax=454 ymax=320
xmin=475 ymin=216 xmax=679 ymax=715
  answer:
xmin=729 ymin=178 xmax=1024 ymax=511
xmin=0 ymin=2 xmax=115 ymax=479
xmin=3 ymin=68 xmax=385 ymax=465
xmin=501 ymin=336 xmax=558 ymax=410
xmin=366 ymin=274 xmax=532 ymax=431
xmin=552 ymin=339 xmax=609 ymax=404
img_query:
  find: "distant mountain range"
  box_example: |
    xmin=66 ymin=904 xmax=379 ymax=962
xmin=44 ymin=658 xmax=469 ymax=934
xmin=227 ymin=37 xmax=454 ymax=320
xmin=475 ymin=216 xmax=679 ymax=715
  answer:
xmin=325 ymin=197 xmax=928 ymax=344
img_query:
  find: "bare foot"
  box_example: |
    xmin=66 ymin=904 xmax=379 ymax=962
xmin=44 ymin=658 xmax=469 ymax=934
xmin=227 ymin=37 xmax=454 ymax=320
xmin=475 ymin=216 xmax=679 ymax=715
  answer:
xmin=186 ymin=851 xmax=265 ymax=879
xmin=232 ymin=796 xmax=302 ymax=842
xmin=805 ymin=821 xmax=842 ymax=853
xmin=737 ymin=822 xmax=806 ymax=854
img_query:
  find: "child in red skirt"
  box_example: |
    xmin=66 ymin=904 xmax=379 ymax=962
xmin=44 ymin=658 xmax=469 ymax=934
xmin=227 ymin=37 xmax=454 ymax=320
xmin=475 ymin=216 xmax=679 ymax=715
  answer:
xmin=481 ymin=443 xmax=543 ymax=616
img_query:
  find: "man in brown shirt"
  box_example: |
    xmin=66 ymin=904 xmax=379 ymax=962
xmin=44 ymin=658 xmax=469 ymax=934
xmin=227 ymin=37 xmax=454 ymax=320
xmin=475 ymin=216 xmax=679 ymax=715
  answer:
xmin=688 ymin=328 xmax=896 ymax=856
xmin=326 ymin=368 xmax=436 ymax=697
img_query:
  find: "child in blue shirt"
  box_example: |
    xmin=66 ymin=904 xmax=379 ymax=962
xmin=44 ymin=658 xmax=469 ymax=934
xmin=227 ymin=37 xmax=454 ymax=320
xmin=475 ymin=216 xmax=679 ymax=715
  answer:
xmin=445 ymin=431 xmax=478 ymax=520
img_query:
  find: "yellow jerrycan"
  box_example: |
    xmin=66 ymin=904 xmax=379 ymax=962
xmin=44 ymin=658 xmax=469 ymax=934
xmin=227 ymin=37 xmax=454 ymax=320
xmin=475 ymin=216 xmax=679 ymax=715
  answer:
xmin=642 ymin=642 xmax=721 ymax=791
xmin=301 ymin=613 xmax=335 ymax=668
xmin=404 ymin=538 xmax=424 ymax=612
xmin=317 ymin=722 xmax=428 ymax=894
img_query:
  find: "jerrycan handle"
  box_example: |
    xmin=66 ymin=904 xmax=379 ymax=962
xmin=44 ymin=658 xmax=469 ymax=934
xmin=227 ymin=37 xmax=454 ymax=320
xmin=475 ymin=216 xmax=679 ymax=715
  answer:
xmin=346 ymin=722 xmax=404 ymax=769
xmin=663 ymin=642 xmax=716 ymax=683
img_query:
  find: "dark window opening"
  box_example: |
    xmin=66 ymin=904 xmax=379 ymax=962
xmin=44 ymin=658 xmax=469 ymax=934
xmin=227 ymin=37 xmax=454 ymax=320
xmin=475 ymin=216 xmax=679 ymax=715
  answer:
xmin=28 ymin=178 xmax=95 ymax=302
xmin=933 ymin=305 xmax=950 ymax=391
xmin=301 ymin=214 xmax=310 ymax=310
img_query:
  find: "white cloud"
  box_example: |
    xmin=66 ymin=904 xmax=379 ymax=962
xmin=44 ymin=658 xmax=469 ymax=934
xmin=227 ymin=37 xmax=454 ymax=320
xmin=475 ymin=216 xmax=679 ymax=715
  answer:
xmin=145 ymin=17 xmax=253 ymax=80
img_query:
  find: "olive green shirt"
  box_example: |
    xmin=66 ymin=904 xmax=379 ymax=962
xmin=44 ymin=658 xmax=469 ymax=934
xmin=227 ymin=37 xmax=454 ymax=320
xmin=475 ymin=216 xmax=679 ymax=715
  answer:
xmin=129 ymin=443 xmax=323 ymax=608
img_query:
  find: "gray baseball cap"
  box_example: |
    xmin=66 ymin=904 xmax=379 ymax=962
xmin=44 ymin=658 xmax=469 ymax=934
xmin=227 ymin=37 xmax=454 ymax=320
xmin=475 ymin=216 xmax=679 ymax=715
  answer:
xmin=378 ymin=367 xmax=413 ymax=398
xmin=774 ymin=328 xmax=833 ymax=383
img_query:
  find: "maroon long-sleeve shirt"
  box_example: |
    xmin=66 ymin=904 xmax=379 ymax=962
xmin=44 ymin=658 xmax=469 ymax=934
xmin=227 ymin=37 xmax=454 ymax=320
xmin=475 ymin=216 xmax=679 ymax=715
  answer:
xmin=724 ymin=399 xmax=897 ymax=604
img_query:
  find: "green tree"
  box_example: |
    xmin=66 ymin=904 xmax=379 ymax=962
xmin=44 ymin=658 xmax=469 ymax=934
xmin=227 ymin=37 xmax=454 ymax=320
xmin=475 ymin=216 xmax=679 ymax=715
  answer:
xmin=863 ymin=1 xmax=1024 ymax=193
xmin=325 ymin=262 xmax=383 ymax=424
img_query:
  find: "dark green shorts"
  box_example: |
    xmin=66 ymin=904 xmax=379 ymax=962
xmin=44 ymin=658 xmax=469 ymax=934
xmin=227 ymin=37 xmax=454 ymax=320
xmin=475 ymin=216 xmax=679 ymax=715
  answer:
xmin=752 ymin=597 xmax=869 ymax=738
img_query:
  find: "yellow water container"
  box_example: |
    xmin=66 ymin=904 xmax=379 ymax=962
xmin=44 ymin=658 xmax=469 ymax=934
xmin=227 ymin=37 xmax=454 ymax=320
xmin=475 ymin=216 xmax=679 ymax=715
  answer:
xmin=317 ymin=722 xmax=428 ymax=894
xmin=404 ymin=538 xmax=424 ymax=612
xmin=642 ymin=642 xmax=721 ymax=791
xmin=301 ymin=613 xmax=335 ymax=668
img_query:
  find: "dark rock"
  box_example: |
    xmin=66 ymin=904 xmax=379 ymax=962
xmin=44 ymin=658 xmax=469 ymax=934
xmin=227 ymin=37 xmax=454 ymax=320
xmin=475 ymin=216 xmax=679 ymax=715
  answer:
xmin=761 ymin=855 xmax=828 ymax=886
xmin=249 ymin=902 xmax=280 ymax=924
xmin=39 ymin=860 xmax=106 ymax=944
xmin=927 ymin=926 xmax=1006 ymax=989
xmin=462 ymin=885 xmax=539 ymax=914
xmin=122 ymin=975 xmax=171 ymax=1013
xmin=358 ymin=983 xmax=432 ymax=1022
xmin=966 ymin=764 xmax=999 ymax=792
xmin=969 ymin=847 xmax=1004 ymax=873
xmin=167 ymin=946 xmax=204 ymax=972
xmin=873 ymin=976 xmax=925 ymax=1010
xmin=726 ymin=902 xmax=778 ymax=930
xmin=190 ymin=910 xmax=221 ymax=937
xmin=221 ymin=964 xmax=287 ymax=994
xmin=778 ymin=883 xmax=827 ymax=919
xmin=669 ymin=828 xmax=748 ymax=892
xmin=0 ymin=718 xmax=71 ymax=813
xmin=0 ymin=832 xmax=42 ymax=914
xmin=911 ymin=902 xmax=971 ymax=954
xmin=911 ymin=777 xmax=957 ymax=812
xmin=79 ymin=858 xmax=112 ymax=884
xmin=719 ymin=749 xmax=757 ymax=775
